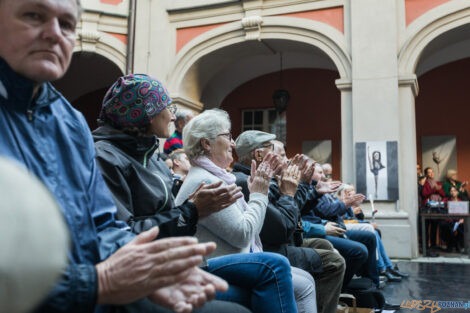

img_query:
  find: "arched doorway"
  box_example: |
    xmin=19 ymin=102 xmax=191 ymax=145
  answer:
xmin=398 ymin=3 xmax=470 ymax=257
xmin=53 ymin=52 xmax=124 ymax=130
xmin=168 ymin=16 xmax=352 ymax=181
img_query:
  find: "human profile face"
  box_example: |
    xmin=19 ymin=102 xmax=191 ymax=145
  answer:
xmin=426 ymin=168 xmax=434 ymax=179
xmin=208 ymin=130 xmax=235 ymax=169
xmin=174 ymin=153 xmax=191 ymax=174
xmin=450 ymin=186 xmax=459 ymax=199
xmin=0 ymin=0 xmax=78 ymax=83
xmin=148 ymin=106 xmax=176 ymax=138
xmin=312 ymin=165 xmax=324 ymax=182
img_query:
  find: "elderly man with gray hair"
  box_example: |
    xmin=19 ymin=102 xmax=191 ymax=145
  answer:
xmin=164 ymin=109 xmax=194 ymax=154
xmin=232 ymin=131 xmax=346 ymax=313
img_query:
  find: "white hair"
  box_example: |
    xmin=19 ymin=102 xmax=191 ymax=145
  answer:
xmin=175 ymin=109 xmax=193 ymax=126
xmin=183 ymin=109 xmax=231 ymax=161
xmin=333 ymin=183 xmax=354 ymax=200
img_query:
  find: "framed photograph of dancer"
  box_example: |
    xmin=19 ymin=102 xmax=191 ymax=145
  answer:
xmin=421 ymin=135 xmax=457 ymax=183
xmin=355 ymin=141 xmax=399 ymax=201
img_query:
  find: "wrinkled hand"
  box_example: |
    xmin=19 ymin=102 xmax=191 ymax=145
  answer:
xmin=278 ymin=164 xmax=301 ymax=197
xmin=352 ymin=207 xmax=363 ymax=215
xmin=325 ymin=222 xmax=346 ymax=237
xmin=248 ymin=153 xmax=276 ymax=195
xmin=189 ymin=181 xmax=243 ymax=219
xmin=96 ymin=227 xmax=216 ymax=305
xmin=290 ymin=154 xmax=316 ymax=184
xmin=148 ymin=267 xmax=228 ymax=313
xmin=315 ymin=180 xmax=342 ymax=195
xmin=343 ymin=193 xmax=366 ymax=208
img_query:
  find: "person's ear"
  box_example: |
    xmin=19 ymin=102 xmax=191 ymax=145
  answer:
xmin=201 ymin=138 xmax=211 ymax=153
xmin=173 ymin=159 xmax=180 ymax=168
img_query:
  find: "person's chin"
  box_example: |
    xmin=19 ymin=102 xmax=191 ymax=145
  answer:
xmin=22 ymin=61 xmax=65 ymax=83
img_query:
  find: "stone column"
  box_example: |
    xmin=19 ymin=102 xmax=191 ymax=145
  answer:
xmin=399 ymin=75 xmax=420 ymax=258
xmin=350 ymin=0 xmax=412 ymax=258
xmin=336 ymin=79 xmax=354 ymax=184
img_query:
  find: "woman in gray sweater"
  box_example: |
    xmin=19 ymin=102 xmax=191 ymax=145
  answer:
xmin=176 ymin=109 xmax=318 ymax=313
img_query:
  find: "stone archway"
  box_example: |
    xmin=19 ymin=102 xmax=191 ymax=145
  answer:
xmin=167 ymin=15 xmax=354 ymax=181
xmin=397 ymin=1 xmax=470 ymax=257
xmin=53 ymin=52 xmax=124 ymax=130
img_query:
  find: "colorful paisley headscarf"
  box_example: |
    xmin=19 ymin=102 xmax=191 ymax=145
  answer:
xmin=100 ymin=74 xmax=172 ymax=135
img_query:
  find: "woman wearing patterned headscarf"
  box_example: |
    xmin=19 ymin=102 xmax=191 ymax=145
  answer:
xmin=93 ymin=74 xmax=299 ymax=313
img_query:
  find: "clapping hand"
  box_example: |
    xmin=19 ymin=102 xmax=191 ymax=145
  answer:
xmin=315 ymin=180 xmax=342 ymax=194
xmin=148 ymin=267 xmax=228 ymax=313
xmin=248 ymin=152 xmax=277 ymax=195
xmin=278 ymin=163 xmax=301 ymax=197
xmin=189 ymin=181 xmax=243 ymax=219
xmin=95 ymin=227 xmax=220 ymax=306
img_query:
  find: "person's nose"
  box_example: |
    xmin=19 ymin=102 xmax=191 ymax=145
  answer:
xmin=170 ymin=113 xmax=176 ymax=122
xmin=230 ymin=139 xmax=236 ymax=148
xmin=41 ymin=18 xmax=62 ymax=44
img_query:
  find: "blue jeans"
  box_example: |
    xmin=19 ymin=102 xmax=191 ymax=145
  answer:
xmin=207 ymin=252 xmax=298 ymax=313
xmin=375 ymin=230 xmax=393 ymax=272
xmin=326 ymin=230 xmax=378 ymax=288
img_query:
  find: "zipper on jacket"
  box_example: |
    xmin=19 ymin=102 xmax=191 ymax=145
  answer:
xmin=142 ymin=143 xmax=156 ymax=168
xmin=27 ymin=108 xmax=34 ymax=122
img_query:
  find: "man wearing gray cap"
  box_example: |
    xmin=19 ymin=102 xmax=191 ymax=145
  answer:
xmin=232 ymin=131 xmax=345 ymax=313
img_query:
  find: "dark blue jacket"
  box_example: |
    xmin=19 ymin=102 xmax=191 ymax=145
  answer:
xmin=0 ymin=57 xmax=135 ymax=313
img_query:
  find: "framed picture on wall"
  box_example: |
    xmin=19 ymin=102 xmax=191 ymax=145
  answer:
xmin=355 ymin=141 xmax=399 ymax=201
xmin=302 ymin=140 xmax=332 ymax=165
xmin=421 ymin=135 xmax=457 ymax=182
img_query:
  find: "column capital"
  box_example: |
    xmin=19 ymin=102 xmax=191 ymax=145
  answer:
xmin=335 ymin=78 xmax=352 ymax=91
xmin=398 ymin=74 xmax=419 ymax=97
xmin=170 ymin=94 xmax=204 ymax=113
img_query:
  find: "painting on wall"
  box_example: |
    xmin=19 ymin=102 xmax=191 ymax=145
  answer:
xmin=355 ymin=141 xmax=399 ymax=201
xmin=421 ymin=135 xmax=457 ymax=182
xmin=302 ymin=140 xmax=332 ymax=165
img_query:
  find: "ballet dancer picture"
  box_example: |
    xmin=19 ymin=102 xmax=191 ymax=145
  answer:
xmin=368 ymin=146 xmax=386 ymax=199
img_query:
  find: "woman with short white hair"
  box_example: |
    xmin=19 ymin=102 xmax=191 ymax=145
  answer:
xmin=176 ymin=109 xmax=317 ymax=313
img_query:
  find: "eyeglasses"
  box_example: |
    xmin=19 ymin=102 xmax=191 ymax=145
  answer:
xmin=167 ymin=104 xmax=178 ymax=115
xmin=259 ymin=143 xmax=274 ymax=150
xmin=217 ymin=132 xmax=233 ymax=141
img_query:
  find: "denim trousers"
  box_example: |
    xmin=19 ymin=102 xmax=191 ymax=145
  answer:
xmin=375 ymin=230 xmax=393 ymax=272
xmin=207 ymin=252 xmax=298 ymax=313
xmin=326 ymin=229 xmax=378 ymax=288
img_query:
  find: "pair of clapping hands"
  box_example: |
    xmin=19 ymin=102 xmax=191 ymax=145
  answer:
xmin=277 ymin=154 xmax=342 ymax=197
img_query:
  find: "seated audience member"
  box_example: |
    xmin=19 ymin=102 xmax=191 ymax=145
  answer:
xmin=159 ymin=152 xmax=174 ymax=173
xmin=95 ymin=83 xmax=296 ymax=313
xmin=164 ymin=109 xmax=194 ymax=154
xmin=170 ymin=149 xmax=191 ymax=196
xmin=422 ymin=167 xmax=445 ymax=253
xmin=232 ymin=131 xmax=346 ymax=313
xmin=443 ymin=169 xmax=469 ymax=200
xmin=337 ymin=185 xmax=408 ymax=281
xmin=302 ymin=165 xmax=380 ymax=289
xmin=174 ymin=110 xmax=300 ymax=313
xmin=442 ymin=186 xmax=465 ymax=253
xmin=321 ymin=163 xmax=333 ymax=182
xmin=0 ymin=1 xmax=245 ymax=313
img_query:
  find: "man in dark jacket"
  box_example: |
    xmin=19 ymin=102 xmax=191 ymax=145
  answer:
xmin=0 ymin=1 xmax=249 ymax=313
xmin=233 ymin=131 xmax=346 ymax=313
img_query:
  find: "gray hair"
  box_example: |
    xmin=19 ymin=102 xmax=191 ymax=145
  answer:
xmin=333 ymin=183 xmax=354 ymax=200
xmin=183 ymin=109 xmax=231 ymax=161
xmin=175 ymin=109 xmax=193 ymax=126
xmin=169 ymin=149 xmax=186 ymax=162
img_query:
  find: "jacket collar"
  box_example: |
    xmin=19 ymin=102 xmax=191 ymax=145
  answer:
xmin=0 ymin=57 xmax=61 ymax=113
xmin=93 ymin=125 xmax=159 ymax=160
